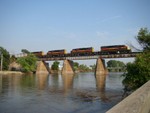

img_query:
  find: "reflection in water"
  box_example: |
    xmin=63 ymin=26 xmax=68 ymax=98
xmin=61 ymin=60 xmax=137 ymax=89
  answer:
xmin=62 ymin=74 xmax=74 ymax=94
xmin=0 ymin=73 xmax=123 ymax=113
xmin=37 ymin=74 xmax=48 ymax=90
xmin=20 ymin=74 xmax=36 ymax=88
xmin=95 ymin=74 xmax=106 ymax=92
xmin=95 ymin=74 xmax=109 ymax=102
xmin=0 ymin=75 xmax=2 ymax=93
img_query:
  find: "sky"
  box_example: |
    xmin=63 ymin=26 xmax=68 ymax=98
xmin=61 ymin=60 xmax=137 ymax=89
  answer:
xmin=0 ymin=0 xmax=150 ymax=65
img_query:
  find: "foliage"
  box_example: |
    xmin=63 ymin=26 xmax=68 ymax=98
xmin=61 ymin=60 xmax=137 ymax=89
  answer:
xmin=51 ymin=61 xmax=60 ymax=70
xmin=122 ymin=52 xmax=150 ymax=90
xmin=21 ymin=49 xmax=30 ymax=54
xmin=10 ymin=55 xmax=16 ymax=63
xmin=90 ymin=64 xmax=96 ymax=71
xmin=123 ymin=27 xmax=150 ymax=91
xmin=107 ymin=60 xmax=125 ymax=67
xmin=17 ymin=53 xmax=37 ymax=72
xmin=78 ymin=64 xmax=91 ymax=72
xmin=73 ymin=62 xmax=79 ymax=71
xmin=136 ymin=28 xmax=150 ymax=51
xmin=0 ymin=46 xmax=10 ymax=70
xmin=107 ymin=60 xmax=125 ymax=72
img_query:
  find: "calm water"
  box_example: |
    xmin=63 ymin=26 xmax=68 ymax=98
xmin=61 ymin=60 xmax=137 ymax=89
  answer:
xmin=0 ymin=72 xmax=124 ymax=113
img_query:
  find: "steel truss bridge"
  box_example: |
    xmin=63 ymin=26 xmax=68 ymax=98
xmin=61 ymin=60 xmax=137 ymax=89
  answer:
xmin=38 ymin=52 xmax=140 ymax=61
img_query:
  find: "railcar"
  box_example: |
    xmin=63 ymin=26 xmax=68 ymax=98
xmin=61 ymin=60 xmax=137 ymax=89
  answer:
xmin=32 ymin=51 xmax=44 ymax=57
xmin=101 ymin=45 xmax=131 ymax=54
xmin=47 ymin=49 xmax=66 ymax=57
xmin=71 ymin=47 xmax=94 ymax=56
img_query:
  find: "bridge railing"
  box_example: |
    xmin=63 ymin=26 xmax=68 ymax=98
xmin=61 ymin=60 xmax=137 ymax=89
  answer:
xmin=106 ymin=80 xmax=150 ymax=113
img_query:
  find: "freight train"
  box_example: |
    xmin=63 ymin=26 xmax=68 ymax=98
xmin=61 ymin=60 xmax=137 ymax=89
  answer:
xmin=32 ymin=45 xmax=131 ymax=58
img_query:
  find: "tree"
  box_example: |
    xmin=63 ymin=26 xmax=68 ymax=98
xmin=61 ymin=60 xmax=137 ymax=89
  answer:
xmin=0 ymin=47 xmax=10 ymax=70
xmin=10 ymin=55 xmax=16 ymax=63
xmin=107 ymin=60 xmax=125 ymax=72
xmin=73 ymin=62 xmax=79 ymax=71
xmin=21 ymin=49 xmax=30 ymax=54
xmin=78 ymin=64 xmax=91 ymax=72
xmin=122 ymin=28 xmax=150 ymax=91
xmin=136 ymin=28 xmax=150 ymax=51
xmin=122 ymin=52 xmax=150 ymax=90
xmin=17 ymin=53 xmax=37 ymax=72
xmin=51 ymin=61 xmax=60 ymax=70
xmin=90 ymin=64 xmax=96 ymax=71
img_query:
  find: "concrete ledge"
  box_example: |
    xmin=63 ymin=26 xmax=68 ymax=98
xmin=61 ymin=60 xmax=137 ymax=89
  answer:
xmin=107 ymin=80 xmax=150 ymax=113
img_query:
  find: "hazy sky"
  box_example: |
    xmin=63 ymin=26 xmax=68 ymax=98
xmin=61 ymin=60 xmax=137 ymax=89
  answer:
xmin=0 ymin=0 xmax=150 ymax=64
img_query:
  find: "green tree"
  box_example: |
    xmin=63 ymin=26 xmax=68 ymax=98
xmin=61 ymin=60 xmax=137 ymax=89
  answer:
xmin=0 ymin=47 xmax=10 ymax=70
xmin=90 ymin=64 xmax=96 ymax=71
xmin=123 ymin=28 xmax=150 ymax=91
xmin=122 ymin=52 xmax=150 ymax=90
xmin=17 ymin=53 xmax=37 ymax=72
xmin=51 ymin=61 xmax=60 ymax=70
xmin=21 ymin=49 xmax=30 ymax=54
xmin=73 ymin=62 xmax=79 ymax=71
xmin=78 ymin=64 xmax=91 ymax=72
xmin=10 ymin=55 xmax=16 ymax=63
xmin=107 ymin=60 xmax=125 ymax=72
xmin=136 ymin=28 xmax=150 ymax=51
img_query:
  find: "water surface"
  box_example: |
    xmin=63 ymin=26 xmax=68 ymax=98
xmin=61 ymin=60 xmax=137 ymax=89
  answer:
xmin=0 ymin=72 xmax=124 ymax=113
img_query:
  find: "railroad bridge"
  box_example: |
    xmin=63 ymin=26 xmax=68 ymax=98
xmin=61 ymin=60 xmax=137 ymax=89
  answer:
xmin=31 ymin=52 xmax=140 ymax=75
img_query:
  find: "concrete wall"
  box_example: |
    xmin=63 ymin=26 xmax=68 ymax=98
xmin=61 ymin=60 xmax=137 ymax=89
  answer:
xmin=107 ymin=80 xmax=150 ymax=113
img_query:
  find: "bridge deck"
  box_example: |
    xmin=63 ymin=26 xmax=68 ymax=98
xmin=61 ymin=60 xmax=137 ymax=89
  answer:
xmin=39 ymin=52 xmax=140 ymax=61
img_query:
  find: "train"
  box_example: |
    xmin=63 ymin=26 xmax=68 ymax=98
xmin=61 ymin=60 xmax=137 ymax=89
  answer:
xmin=32 ymin=45 xmax=131 ymax=58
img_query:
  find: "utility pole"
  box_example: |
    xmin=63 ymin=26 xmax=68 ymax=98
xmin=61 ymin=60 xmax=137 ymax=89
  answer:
xmin=0 ymin=51 xmax=3 ymax=71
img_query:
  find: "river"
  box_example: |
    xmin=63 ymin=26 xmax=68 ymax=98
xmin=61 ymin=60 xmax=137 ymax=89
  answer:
xmin=0 ymin=72 xmax=124 ymax=113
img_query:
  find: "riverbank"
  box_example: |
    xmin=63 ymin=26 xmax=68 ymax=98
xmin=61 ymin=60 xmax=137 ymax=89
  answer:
xmin=0 ymin=71 xmax=23 ymax=75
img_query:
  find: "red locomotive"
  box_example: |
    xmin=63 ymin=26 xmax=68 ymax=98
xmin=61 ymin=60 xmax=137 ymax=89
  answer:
xmin=71 ymin=47 xmax=94 ymax=55
xmin=101 ymin=45 xmax=131 ymax=53
xmin=32 ymin=51 xmax=44 ymax=57
xmin=47 ymin=49 xmax=66 ymax=57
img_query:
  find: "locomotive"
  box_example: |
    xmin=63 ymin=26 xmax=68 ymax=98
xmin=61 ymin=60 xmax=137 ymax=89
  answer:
xmin=101 ymin=45 xmax=131 ymax=54
xmin=71 ymin=47 xmax=94 ymax=56
xmin=32 ymin=51 xmax=44 ymax=57
xmin=47 ymin=49 xmax=66 ymax=57
xmin=32 ymin=45 xmax=131 ymax=57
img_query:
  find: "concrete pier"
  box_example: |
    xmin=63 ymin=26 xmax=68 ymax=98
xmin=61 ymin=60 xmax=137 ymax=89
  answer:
xmin=36 ymin=61 xmax=49 ymax=74
xmin=95 ymin=58 xmax=107 ymax=75
xmin=62 ymin=60 xmax=74 ymax=75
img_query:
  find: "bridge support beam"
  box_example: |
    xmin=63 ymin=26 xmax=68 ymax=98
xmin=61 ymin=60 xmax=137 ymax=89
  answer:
xmin=36 ymin=61 xmax=50 ymax=74
xmin=95 ymin=58 xmax=107 ymax=75
xmin=62 ymin=60 xmax=74 ymax=75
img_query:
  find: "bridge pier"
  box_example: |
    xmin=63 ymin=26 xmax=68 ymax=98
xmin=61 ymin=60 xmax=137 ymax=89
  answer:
xmin=95 ymin=58 xmax=107 ymax=75
xmin=36 ymin=61 xmax=50 ymax=74
xmin=62 ymin=60 xmax=74 ymax=75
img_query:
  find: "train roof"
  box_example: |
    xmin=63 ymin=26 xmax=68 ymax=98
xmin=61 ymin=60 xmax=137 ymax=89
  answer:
xmin=101 ymin=45 xmax=126 ymax=48
xmin=47 ymin=49 xmax=66 ymax=52
xmin=72 ymin=47 xmax=93 ymax=50
xmin=32 ymin=51 xmax=43 ymax=53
